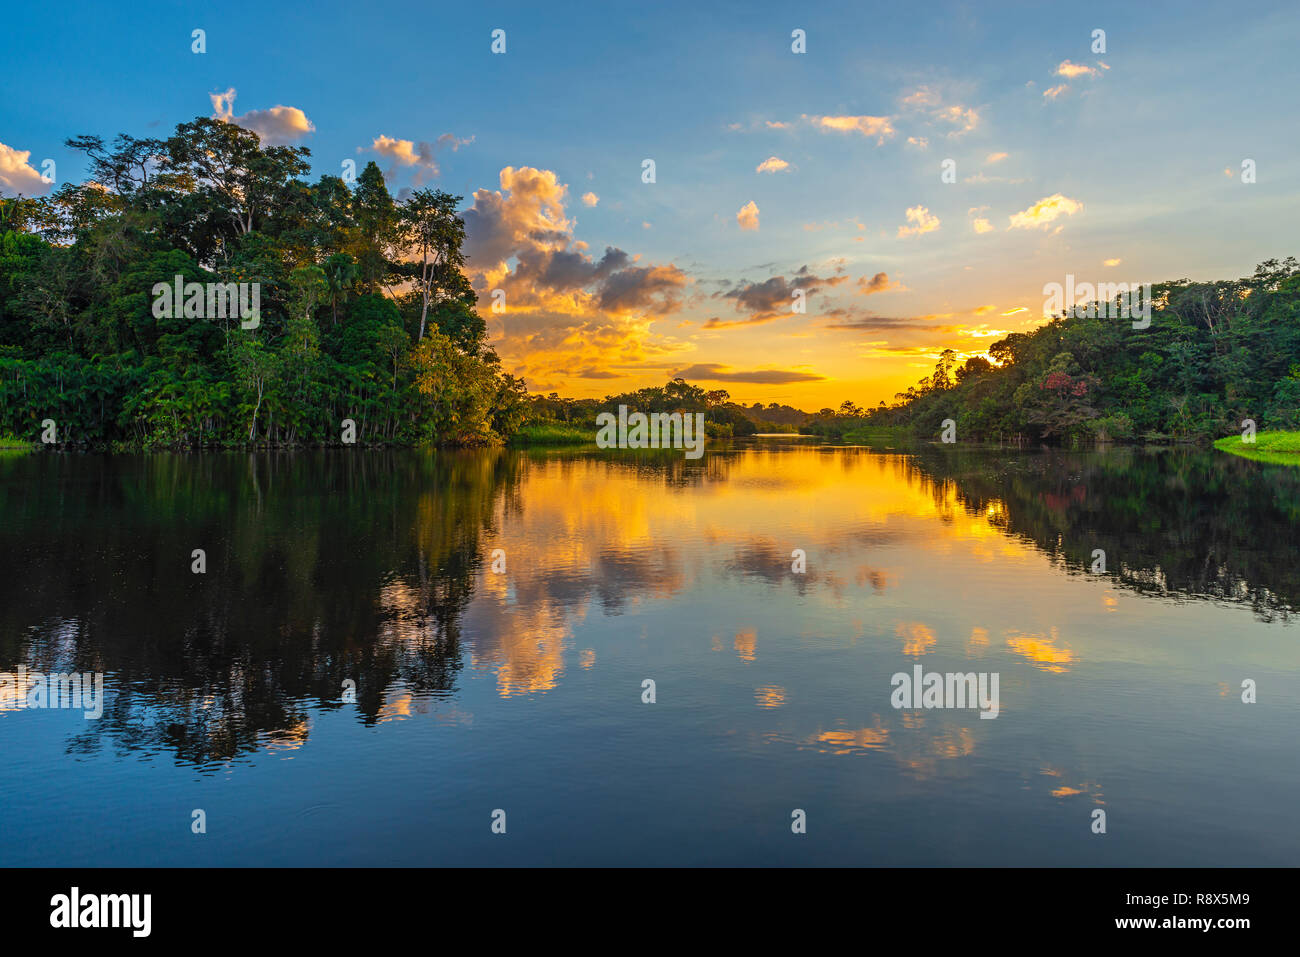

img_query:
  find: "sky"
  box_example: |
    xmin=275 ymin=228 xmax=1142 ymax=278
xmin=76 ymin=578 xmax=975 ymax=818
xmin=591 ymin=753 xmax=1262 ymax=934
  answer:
xmin=2 ymin=0 xmax=1298 ymax=409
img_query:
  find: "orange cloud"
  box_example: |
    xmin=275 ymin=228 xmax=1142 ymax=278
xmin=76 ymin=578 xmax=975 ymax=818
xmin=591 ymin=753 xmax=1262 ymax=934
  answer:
xmin=804 ymin=114 xmax=896 ymax=143
xmin=898 ymin=205 xmax=940 ymax=238
xmin=1008 ymin=194 xmax=1083 ymax=230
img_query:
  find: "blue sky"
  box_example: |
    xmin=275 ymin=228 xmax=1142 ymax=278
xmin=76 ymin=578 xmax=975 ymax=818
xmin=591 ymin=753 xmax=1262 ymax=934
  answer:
xmin=3 ymin=0 xmax=1298 ymax=406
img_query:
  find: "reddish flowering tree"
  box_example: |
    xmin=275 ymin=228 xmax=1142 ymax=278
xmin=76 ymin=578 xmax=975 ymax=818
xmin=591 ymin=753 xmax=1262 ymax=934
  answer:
xmin=1019 ymin=359 xmax=1100 ymax=437
xmin=1042 ymin=371 xmax=1092 ymax=398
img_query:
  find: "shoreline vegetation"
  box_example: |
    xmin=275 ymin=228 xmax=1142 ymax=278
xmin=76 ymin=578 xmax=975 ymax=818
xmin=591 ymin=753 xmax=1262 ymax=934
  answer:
xmin=1213 ymin=431 xmax=1300 ymax=466
xmin=1 ymin=117 xmax=1296 ymax=459
xmin=0 ymin=433 xmax=32 ymax=455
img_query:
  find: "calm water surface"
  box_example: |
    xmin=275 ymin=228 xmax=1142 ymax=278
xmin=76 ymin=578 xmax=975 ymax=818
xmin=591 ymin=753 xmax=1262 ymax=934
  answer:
xmin=1 ymin=441 xmax=1297 ymax=865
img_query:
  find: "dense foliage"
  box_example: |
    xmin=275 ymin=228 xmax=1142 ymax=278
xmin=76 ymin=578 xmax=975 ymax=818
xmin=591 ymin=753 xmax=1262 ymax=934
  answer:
xmin=524 ymin=378 xmax=766 ymax=438
xmin=808 ymin=258 xmax=1300 ymax=445
xmin=0 ymin=118 xmax=528 ymax=448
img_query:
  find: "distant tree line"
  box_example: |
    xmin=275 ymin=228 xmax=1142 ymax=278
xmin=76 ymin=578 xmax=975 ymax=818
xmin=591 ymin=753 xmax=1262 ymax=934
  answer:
xmin=524 ymin=378 xmax=775 ymax=437
xmin=801 ymin=258 xmax=1300 ymax=445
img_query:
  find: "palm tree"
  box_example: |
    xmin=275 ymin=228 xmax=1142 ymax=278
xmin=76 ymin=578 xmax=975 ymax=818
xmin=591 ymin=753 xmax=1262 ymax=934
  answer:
xmin=322 ymin=253 xmax=358 ymax=326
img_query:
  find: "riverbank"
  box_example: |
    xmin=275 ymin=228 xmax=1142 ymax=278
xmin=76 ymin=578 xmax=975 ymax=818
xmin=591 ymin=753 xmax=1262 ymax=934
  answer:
xmin=1214 ymin=431 xmax=1300 ymax=465
xmin=507 ymin=423 xmax=591 ymax=446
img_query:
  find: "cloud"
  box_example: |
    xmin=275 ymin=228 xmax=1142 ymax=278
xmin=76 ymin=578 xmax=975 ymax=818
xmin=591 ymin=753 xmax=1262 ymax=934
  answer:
xmin=858 ymin=272 xmax=899 ymax=295
xmin=581 ymin=191 xmax=599 ymax=206
xmin=210 ymin=88 xmax=315 ymax=145
xmin=897 ymin=205 xmax=940 ymax=238
xmin=901 ymin=88 xmax=979 ymax=138
xmin=671 ymin=363 xmax=825 ymax=384
xmin=1042 ymin=61 xmax=1105 ymax=103
xmin=901 ymin=86 xmax=942 ymax=108
xmin=823 ymin=310 xmax=958 ymax=335
xmin=958 ymin=325 xmax=1012 ymax=340
xmin=968 ymin=206 xmax=995 ymax=233
xmin=1008 ymin=193 xmax=1084 ymax=230
xmin=1057 ymin=60 xmax=1102 ymax=79
xmin=756 ymin=156 xmax=791 ymax=174
xmin=985 ymin=152 xmax=1008 ymax=164
xmin=506 ymin=243 xmax=689 ymax=317
xmin=936 ymin=105 xmax=980 ymax=136
xmin=803 ymin=114 xmax=896 ymax=143
xmin=708 ymin=266 xmax=848 ymax=327
xmin=0 ymin=142 xmax=51 ymax=196
xmin=463 ymin=166 xmax=573 ymax=273
xmin=595 ymin=262 xmax=690 ymax=313
xmin=736 ymin=200 xmax=760 ymax=231
xmin=907 ymin=136 xmax=929 ymax=150
xmin=460 ymin=165 xmax=693 ymax=388
xmin=1103 ymin=258 xmax=1122 ymax=267
xmin=371 ymin=132 xmax=472 ymax=184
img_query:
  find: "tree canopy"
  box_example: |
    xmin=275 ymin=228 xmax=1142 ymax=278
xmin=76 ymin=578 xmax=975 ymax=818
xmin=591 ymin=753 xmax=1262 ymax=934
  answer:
xmin=0 ymin=117 xmax=527 ymax=448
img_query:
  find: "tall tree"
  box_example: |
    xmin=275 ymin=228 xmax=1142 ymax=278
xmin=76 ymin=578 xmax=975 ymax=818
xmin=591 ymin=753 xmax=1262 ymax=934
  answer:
xmin=398 ymin=188 xmax=470 ymax=342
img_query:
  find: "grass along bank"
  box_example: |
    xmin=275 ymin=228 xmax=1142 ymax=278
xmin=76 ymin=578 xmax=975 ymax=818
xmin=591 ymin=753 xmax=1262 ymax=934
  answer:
xmin=508 ymin=422 xmax=592 ymax=446
xmin=0 ymin=434 xmax=34 ymax=455
xmin=1214 ymin=431 xmax=1300 ymax=465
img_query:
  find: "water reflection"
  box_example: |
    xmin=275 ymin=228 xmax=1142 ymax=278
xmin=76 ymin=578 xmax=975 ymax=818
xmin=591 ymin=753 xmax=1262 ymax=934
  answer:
xmin=1 ymin=442 xmax=1297 ymax=792
xmin=907 ymin=443 xmax=1300 ymax=620
xmin=0 ymin=451 xmax=517 ymax=764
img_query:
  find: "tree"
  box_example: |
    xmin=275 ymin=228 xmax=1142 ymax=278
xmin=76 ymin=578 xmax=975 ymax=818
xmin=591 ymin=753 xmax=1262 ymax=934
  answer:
xmin=229 ymin=333 xmax=277 ymax=441
xmin=159 ymin=117 xmax=310 ymax=259
xmin=399 ymin=188 xmax=470 ymax=341
xmin=65 ymin=133 xmax=165 ymax=195
xmin=955 ymin=356 xmax=994 ymax=383
xmin=322 ymin=252 xmax=358 ymax=325
xmin=350 ymin=162 xmax=398 ymax=293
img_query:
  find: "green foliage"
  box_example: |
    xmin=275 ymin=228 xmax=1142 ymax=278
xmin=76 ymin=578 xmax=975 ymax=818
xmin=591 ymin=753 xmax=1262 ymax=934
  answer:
xmin=509 ymin=422 xmax=592 ymax=445
xmin=0 ymin=117 xmax=524 ymax=449
xmin=1214 ymin=431 xmax=1300 ymax=466
xmin=857 ymin=260 xmax=1300 ymax=445
xmin=519 ymin=377 xmax=766 ymax=439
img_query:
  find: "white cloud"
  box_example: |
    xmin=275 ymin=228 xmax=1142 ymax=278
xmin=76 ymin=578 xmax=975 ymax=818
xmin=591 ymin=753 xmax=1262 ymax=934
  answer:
xmin=0 ymin=142 xmax=51 ymax=196
xmin=210 ymin=88 xmax=315 ymax=145
xmin=737 ymin=200 xmax=760 ymax=231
